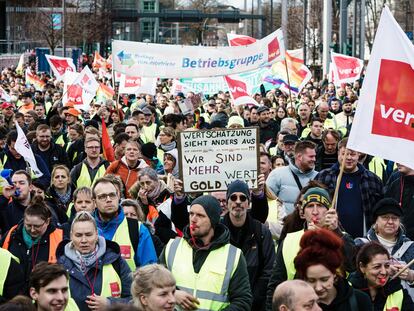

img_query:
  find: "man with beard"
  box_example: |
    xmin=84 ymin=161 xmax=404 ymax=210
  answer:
xmin=92 ymin=176 xmax=157 ymax=270
xmin=160 ymin=195 xmax=252 ymax=311
xmin=257 ymin=106 xmax=280 ymax=144
xmin=32 ymin=124 xmax=70 ymax=169
xmin=315 ymin=129 xmax=340 ymax=171
xmin=297 ymin=103 xmax=311 ymax=137
xmin=222 ymin=180 xmax=275 ymax=311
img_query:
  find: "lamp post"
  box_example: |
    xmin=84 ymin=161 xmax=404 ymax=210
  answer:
xmin=62 ymin=0 xmax=66 ymax=57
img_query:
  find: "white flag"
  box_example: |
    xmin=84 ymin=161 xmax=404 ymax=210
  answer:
xmin=14 ymin=122 xmax=43 ymax=178
xmin=72 ymin=66 xmax=99 ymax=95
xmin=330 ymin=52 xmax=364 ymax=86
xmin=45 ymin=54 xmax=76 ymax=80
xmin=0 ymin=86 xmax=11 ymax=102
xmin=347 ymin=6 xmax=414 ymax=169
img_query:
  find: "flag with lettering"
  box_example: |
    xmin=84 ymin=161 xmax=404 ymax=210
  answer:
xmin=72 ymin=66 xmax=99 ymax=95
xmin=15 ymin=121 xmax=43 ymax=178
xmin=331 ymin=52 xmax=364 ymax=86
xmin=118 ymin=74 xmax=157 ymax=94
xmin=348 ymin=6 xmax=414 ymax=169
xmin=224 ymin=75 xmax=258 ymax=106
xmin=45 ymin=54 xmax=76 ymax=80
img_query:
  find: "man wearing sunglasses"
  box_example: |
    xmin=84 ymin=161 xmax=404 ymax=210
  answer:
xmin=222 ymin=180 xmax=275 ymax=311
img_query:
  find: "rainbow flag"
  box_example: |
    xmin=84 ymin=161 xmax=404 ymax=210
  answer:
xmin=268 ymin=50 xmax=312 ymax=94
xmin=25 ymin=70 xmax=45 ymax=91
xmin=96 ymin=83 xmax=115 ymax=101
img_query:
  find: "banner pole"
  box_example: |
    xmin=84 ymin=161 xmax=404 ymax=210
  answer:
xmin=111 ymin=49 xmax=121 ymax=120
xmin=331 ymin=148 xmax=348 ymax=210
xmin=284 ymin=59 xmax=294 ymax=105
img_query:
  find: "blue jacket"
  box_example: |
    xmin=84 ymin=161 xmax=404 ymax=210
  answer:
xmin=57 ymin=239 xmax=132 ymax=311
xmin=93 ymin=207 xmax=157 ymax=267
xmin=355 ymin=228 xmax=414 ymax=264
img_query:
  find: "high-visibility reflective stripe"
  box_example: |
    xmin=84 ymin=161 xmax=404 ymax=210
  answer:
xmin=178 ymin=286 xmax=228 ymax=302
xmin=221 ymin=245 xmax=237 ymax=294
xmin=166 ymin=237 xmax=180 ymax=269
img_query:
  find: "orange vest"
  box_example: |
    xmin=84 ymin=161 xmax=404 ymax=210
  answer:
xmin=2 ymin=225 xmax=63 ymax=263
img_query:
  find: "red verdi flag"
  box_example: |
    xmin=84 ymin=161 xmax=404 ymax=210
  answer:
xmin=224 ymin=75 xmax=258 ymax=107
xmin=227 ymin=33 xmax=256 ymax=46
xmin=347 ymin=6 xmax=414 ymax=169
xmin=101 ymin=118 xmax=115 ymax=162
xmin=45 ymin=54 xmax=76 ymax=80
xmin=330 ymin=52 xmax=363 ymax=85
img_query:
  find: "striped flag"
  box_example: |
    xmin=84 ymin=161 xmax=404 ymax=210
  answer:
xmin=25 ymin=69 xmax=45 ymax=91
xmin=96 ymin=83 xmax=115 ymax=101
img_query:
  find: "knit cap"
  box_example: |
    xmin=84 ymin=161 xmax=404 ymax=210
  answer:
xmin=302 ymin=187 xmax=331 ymax=209
xmin=226 ymin=180 xmax=250 ymax=202
xmin=191 ymin=195 xmax=221 ymax=228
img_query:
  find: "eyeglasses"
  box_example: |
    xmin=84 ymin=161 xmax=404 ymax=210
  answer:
xmin=230 ymin=194 xmax=248 ymax=202
xmin=25 ymin=222 xmax=46 ymax=230
xmin=96 ymin=192 xmax=117 ymax=201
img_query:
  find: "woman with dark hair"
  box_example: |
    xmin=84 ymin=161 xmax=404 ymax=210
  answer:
xmin=275 ymin=106 xmax=287 ymax=127
xmin=294 ymin=229 xmax=372 ymax=310
xmin=0 ymin=197 xmax=65 ymax=294
xmin=349 ymin=242 xmax=414 ymax=310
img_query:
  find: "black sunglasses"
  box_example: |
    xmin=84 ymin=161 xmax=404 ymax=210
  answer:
xmin=230 ymin=194 xmax=248 ymax=202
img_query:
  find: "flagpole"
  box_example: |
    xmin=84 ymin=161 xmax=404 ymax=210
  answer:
xmin=111 ymin=48 xmax=121 ymax=120
xmin=283 ymin=59 xmax=294 ymax=105
xmin=331 ymin=148 xmax=349 ymax=210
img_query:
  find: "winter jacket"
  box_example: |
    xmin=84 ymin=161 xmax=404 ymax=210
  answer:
xmin=0 ymin=148 xmax=51 ymax=188
xmin=265 ymin=227 xmax=356 ymax=311
xmin=31 ymin=141 xmax=70 ymax=170
xmin=159 ymin=224 xmax=252 ymax=311
xmin=223 ymin=213 xmax=275 ymax=311
xmin=0 ymin=222 xmax=67 ymax=294
xmin=259 ymin=120 xmax=280 ymax=144
xmin=93 ymin=207 xmax=157 ymax=267
xmin=57 ymin=239 xmax=132 ymax=311
xmin=355 ymin=227 xmax=414 ymax=266
xmin=105 ymin=157 xmax=148 ymax=197
xmin=349 ymin=271 xmax=414 ymax=311
xmin=384 ymin=172 xmax=414 ymax=240
xmin=266 ymin=161 xmax=318 ymax=215
xmin=318 ymin=277 xmax=372 ymax=311
xmin=315 ymin=163 xmax=383 ymax=230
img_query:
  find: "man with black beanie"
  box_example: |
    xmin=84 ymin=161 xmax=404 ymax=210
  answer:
xmin=160 ymin=195 xmax=252 ymax=311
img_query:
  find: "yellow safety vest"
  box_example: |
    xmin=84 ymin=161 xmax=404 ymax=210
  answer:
xmin=269 ymin=147 xmax=277 ymax=157
xmin=55 ymin=134 xmax=66 ymax=148
xmin=0 ymin=248 xmax=16 ymax=295
xmin=383 ymin=289 xmax=404 ymax=311
xmin=66 ymin=202 xmax=74 ymax=218
xmin=140 ymin=123 xmax=157 ymax=144
xmin=1 ymin=154 xmax=37 ymax=180
xmin=368 ymin=157 xmax=386 ymax=181
xmin=112 ymin=218 xmax=138 ymax=271
xmin=65 ymin=297 xmax=80 ymax=311
xmin=100 ymin=264 xmax=122 ymax=298
xmin=165 ymin=238 xmax=241 ymax=311
xmin=76 ymin=163 xmax=106 ymax=188
xmin=0 ymin=154 xmax=7 ymax=170
xmin=157 ymin=148 xmax=165 ymax=164
xmin=282 ymin=229 xmax=304 ymax=280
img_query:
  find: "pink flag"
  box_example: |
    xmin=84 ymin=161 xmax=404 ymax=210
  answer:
xmin=227 ymin=33 xmax=257 ymax=46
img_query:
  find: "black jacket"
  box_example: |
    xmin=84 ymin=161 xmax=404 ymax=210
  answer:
xmin=384 ymin=171 xmax=414 ymax=240
xmin=349 ymin=271 xmax=414 ymax=311
xmin=318 ymin=277 xmax=372 ymax=311
xmin=259 ymin=120 xmax=280 ymax=144
xmin=160 ymin=224 xmax=252 ymax=311
xmin=223 ymin=213 xmax=275 ymax=311
xmin=31 ymin=141 xmax=70 ymax=170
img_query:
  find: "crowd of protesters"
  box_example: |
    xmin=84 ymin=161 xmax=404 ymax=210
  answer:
xmin=0 ymin=56 xmax=413 ymax=311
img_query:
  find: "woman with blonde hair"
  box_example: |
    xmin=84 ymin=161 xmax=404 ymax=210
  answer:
xmin=131 ymin=264 xmax=176 ymax=311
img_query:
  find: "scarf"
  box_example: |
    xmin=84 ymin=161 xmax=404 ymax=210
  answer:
xmin=23 ymin=226 xmax=41 ymax=248
xmin=160 ymin=141 xmax=176 ymax=152
xmin=64 ymin=236 xmax=106 ymax=274
xmin=56 ymin=187 xmax=72 ymax=205
xmin=147 ymin=180 xmax=168 ymax=201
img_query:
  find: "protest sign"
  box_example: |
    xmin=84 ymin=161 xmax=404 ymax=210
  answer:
xmin=112 ymin=29 xmax=285 ymax=78
xmin=348 ymin=6 xmax=414 ymax=169
xmin=178 ymin=128 xmax=259 ymax=192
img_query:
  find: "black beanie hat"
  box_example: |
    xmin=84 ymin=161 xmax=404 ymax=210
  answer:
xmin=226 ymin=180 xmax=250 ymax=202
xmin=191 ymin=195 xmax=221 ymax=228
xmin=141 ymin=143 xmax=157 ymax=159
xmin=373 ymin=198 xmax=403 ymax=219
